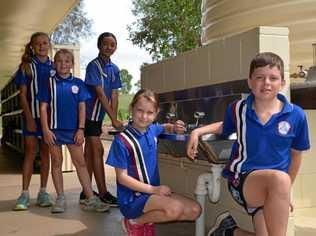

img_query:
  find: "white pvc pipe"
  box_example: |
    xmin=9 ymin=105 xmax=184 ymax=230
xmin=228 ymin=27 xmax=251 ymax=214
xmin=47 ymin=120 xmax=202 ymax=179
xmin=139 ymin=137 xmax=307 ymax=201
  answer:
xmin=208 ymin=164 xmax=223 ymax=203
xmin=195 ymin=164 xmax=224 ymax=236
xmin=195 ymin=194 xmax=206 ymax=236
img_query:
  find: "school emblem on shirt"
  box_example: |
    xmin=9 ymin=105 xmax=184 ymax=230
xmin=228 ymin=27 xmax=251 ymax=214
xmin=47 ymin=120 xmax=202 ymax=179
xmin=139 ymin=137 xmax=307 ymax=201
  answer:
xmin=71 ymin=85 xmax=79 ymax=94
xmin=278 ymin=121 xmax=291 ymax=135
xmin=50 ymin=69 xmax=56 ymax=77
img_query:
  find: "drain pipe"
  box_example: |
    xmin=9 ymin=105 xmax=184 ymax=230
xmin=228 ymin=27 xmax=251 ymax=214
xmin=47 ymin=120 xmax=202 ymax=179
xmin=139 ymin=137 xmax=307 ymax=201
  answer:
xmin=195 ymin=164 xmax=224 ymax=236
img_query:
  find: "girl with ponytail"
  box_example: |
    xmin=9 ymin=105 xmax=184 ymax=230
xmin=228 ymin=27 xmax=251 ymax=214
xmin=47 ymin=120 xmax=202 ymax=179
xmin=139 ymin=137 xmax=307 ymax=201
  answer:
xmin=13 ymin=32 xmax=53 ymax=211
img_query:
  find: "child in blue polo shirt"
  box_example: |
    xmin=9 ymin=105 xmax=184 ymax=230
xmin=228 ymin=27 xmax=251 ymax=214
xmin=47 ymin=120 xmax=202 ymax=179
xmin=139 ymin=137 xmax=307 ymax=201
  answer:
xmin=13 ymin=32 xmax=52 ymax=211
xmin=187 ymin=52 xmax=310 ymax=236
xmin=107 ymin=89 xmax=201 ymax=236
xmin=38 ymin=49 xmax=109 ymax=213
xmin=82 ymin=32 xmax=123 ymax=206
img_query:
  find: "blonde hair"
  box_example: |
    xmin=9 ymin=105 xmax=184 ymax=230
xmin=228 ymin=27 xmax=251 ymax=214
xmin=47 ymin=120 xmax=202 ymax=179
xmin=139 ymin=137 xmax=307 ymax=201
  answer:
xmin=129 ymin=89 xmax=159 ymax=112
xmin=54 ymin=48 xmax=74 ymax=64
xmin=20 ymin=32 xmax=50 ymax=78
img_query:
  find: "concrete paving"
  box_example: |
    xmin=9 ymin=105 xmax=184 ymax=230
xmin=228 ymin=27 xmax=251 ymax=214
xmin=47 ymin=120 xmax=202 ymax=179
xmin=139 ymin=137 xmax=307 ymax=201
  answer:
xmin=0 ymin=141 xmax=196 ymax=236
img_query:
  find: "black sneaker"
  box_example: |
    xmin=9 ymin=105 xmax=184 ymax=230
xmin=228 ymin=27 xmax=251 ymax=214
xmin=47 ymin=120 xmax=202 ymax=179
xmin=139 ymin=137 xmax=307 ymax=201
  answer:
xmin=207 ymin=212 xmax=237 ymax=236
xmin=100 ymin=192 xmax=118 ymax=207
xmin=79 ymin=190 xmax=99 ymax=205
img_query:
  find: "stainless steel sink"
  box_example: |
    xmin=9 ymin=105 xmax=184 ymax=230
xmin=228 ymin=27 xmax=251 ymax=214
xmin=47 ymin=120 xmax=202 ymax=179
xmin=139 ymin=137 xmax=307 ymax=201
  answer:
xmin=107 ymin=127 xmax=236 ymax=164
xmin=158 ymin=132 xmax=236 ymax=164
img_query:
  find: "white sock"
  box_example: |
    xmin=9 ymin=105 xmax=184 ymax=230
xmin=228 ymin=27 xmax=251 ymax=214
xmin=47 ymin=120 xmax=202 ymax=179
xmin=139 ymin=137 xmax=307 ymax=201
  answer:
xmin=22 ymin=190 xmax=29 ymax=195
xmin=57 ymin=194 xmax=65 ymax=199
xmin=129 ymin=219 xmax=141 ymax=225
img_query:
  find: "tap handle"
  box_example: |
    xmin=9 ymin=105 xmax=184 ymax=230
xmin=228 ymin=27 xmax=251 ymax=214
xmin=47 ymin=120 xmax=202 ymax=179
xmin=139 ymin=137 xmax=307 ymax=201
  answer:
xmin=166 ymin=112 xmax=176 ymax=121
xmin=194 ymin=111 xmax=205 ymax=119
xmin=194 ymin=111 xmax=205 ymax=127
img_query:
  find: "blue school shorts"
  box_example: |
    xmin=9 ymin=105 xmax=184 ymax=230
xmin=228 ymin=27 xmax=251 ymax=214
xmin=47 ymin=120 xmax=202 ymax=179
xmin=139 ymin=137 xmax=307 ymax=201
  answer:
xmin=51 ymin=129 xmax=77 ymax=145
xmin=22 ymin=118 xmax=43 ymax=137
xmin=84 ymin=119 xmax=102 ymax=137
xmin=120 ymin=193 xmax=151 ymax=219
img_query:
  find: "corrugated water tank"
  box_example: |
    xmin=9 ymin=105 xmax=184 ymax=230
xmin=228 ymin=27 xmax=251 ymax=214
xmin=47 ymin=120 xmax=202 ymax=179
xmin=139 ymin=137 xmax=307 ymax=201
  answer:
xmin=201 ymin=0 xmax=316 ymax=74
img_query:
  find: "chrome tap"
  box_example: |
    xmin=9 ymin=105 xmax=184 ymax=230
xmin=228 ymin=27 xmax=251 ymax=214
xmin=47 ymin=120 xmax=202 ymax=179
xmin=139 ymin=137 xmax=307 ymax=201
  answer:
xmin=186 ymin=111 xmax=205 ymax=132
xmin=166 ymin=112 xmax=176 ymax=123
xmin=194 ymin=111 xmax=205 ymax=127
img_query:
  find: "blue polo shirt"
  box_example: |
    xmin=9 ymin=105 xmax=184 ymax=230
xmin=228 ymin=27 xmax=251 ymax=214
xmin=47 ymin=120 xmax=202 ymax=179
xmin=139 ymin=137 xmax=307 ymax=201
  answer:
xmin=106 ymin=123 xmax=164 ymax=206
xmin=85 ymin=57 xmax=122 ymax=121
xmin=14 ymin=56 xmax=53 ymax=119
xmin=222 ymin=93 xmax=310 ymax=178
xmin=37 ymin=74 xmax=90 ymax=130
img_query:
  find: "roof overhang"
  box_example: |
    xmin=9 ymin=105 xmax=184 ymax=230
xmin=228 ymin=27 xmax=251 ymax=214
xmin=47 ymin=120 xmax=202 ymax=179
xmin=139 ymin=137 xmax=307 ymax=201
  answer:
xmin=0 ymin=0 xmax=79 ymax=88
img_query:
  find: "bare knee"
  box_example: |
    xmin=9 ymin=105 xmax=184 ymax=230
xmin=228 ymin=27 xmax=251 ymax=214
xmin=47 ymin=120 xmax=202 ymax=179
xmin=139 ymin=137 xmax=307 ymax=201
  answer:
xmin=187 ymin=203 xmax=202 ymax=221
xmin=51 ymin=158 xmax=63 ymax=170
xmin=72 ymin=157 xmax=87 ymax=169
xmin=269 ymin=171 xmax=291 ymax=196
xmin=165 ymin=201 xmax=184 ymax=220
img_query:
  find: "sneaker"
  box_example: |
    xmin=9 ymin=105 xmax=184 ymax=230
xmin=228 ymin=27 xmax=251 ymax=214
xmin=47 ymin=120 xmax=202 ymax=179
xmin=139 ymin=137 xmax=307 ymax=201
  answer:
xmin=13 ymin=192 xmax=30 ymax=211
xmin=122 ymin=218 xmax=145 ymax=236
xmin=100 ymin=192 xmax=118 ymax=207
xmin=207 ymin=212 xmax=237 ymax=236
xmin=51 ymin=195 xmax=66 ymax=214
xmin=36 ymin=191 xmax=52 ymax=207
xmin=79 ymin=190 xmax=99 ymax=205
xmin=83 ymin=196 xmax=110 ymax=212
xmin=144 ymin=223 xmax=156 ymax=236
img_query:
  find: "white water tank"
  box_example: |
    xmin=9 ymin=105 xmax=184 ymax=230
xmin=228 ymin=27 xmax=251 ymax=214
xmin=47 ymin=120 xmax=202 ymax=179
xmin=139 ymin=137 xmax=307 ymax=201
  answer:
xmin=201 ymin=0 xmax=316 ymax=74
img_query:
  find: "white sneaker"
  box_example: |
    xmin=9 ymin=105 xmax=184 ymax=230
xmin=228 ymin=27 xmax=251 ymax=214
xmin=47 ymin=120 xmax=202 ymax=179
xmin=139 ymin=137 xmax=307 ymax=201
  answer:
xmin=83 ymin=196 xmax=110 ymax=212
xmin=51 ymin=195 xmax=66 ymax=213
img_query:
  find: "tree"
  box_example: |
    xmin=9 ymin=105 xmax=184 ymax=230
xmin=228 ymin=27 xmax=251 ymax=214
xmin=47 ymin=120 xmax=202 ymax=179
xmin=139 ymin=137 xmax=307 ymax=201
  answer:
xmin=51 ymin=0 xmax=93 ymax=44
xmin=134 ymin=79 xmax=141 ymax=91
xmin=128 ymin=0 xmax=202 ymax=61
xmin=120 ymin=69 xmax=133 ymax=94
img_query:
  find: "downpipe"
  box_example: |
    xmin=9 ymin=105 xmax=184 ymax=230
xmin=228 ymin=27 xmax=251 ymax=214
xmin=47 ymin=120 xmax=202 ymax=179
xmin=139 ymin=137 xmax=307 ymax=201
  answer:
xmin=195 ymin=164 xmax=224 ymax=236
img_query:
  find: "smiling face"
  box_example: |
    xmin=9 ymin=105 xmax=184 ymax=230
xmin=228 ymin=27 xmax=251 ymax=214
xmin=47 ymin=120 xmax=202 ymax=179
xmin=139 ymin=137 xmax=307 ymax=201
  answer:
xmin=248 ymin=65 xmax=285 ymax=102
xmin=131 ymin=96 xmax=158 ymax=132
xmin=54 ymin=51 xmax=74 ymax=78
xmin=99 ymin=36 xmax=117 ymax=59
xmin=31 ymin=34 xmax=50 ymax=60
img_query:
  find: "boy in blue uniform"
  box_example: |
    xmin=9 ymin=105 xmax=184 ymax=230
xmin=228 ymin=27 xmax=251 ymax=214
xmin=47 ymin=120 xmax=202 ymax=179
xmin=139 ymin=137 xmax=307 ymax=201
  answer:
xmin=187 ymin=52 xmax=310 ymax=236
xmin=107 ymin=89 xmax=201 ymax=236
xmin=82 ymin=32 xmax=123 ymax=206
xmin=14 ymin=32 xmax=52 ymax=210
xmin=38 ymin=49 xmax=109 ymax=213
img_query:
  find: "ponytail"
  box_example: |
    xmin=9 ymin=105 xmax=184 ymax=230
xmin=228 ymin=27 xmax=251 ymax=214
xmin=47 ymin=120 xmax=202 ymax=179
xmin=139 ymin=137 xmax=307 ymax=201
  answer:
xmin=19 ymin=32 xmax=50 ymax=78
xmin=20 ymin=42 xmax=34 ymax=77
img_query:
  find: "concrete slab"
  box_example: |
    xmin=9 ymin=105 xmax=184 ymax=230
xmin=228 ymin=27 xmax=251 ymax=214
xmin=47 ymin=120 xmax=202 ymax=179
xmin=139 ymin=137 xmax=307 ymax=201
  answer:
xmin=0 ymin=141 xmax=195 ymax=236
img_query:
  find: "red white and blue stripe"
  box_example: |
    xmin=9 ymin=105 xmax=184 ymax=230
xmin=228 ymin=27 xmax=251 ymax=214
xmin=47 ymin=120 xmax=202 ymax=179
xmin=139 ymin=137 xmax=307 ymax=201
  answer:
xmin=222 ymin=93 xmax=310 ymax=179
xmin=106 ymin=123 xmax=164 ymax=205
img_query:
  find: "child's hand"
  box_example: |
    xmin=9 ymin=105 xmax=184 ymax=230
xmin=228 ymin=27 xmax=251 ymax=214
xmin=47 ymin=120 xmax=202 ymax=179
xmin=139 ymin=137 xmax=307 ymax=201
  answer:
xmin=153 ymin=185 xmax=172 ymax=196
xmin=112 ymin=119 xmax=124 ymax=131
xmin=74 ymin=129 xmax=84 ymax=145
xmin=43 ymin=129 xmax=56 ymax=145
xmin=174 ymin=120 xmax=186 ymax=134
xmin=186 ymin=130 xmax=199 ymax=160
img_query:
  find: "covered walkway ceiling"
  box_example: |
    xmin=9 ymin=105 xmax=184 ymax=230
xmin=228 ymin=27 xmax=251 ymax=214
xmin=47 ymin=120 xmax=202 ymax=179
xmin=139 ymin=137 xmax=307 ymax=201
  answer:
xmin=0 ymin=0 xmax=78 ymax=88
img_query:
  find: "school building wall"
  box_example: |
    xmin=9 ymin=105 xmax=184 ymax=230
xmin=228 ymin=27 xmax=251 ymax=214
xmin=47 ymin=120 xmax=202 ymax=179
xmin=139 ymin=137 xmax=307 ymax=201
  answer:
xmin=141 ymin=26 xmax=316 ymax=234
